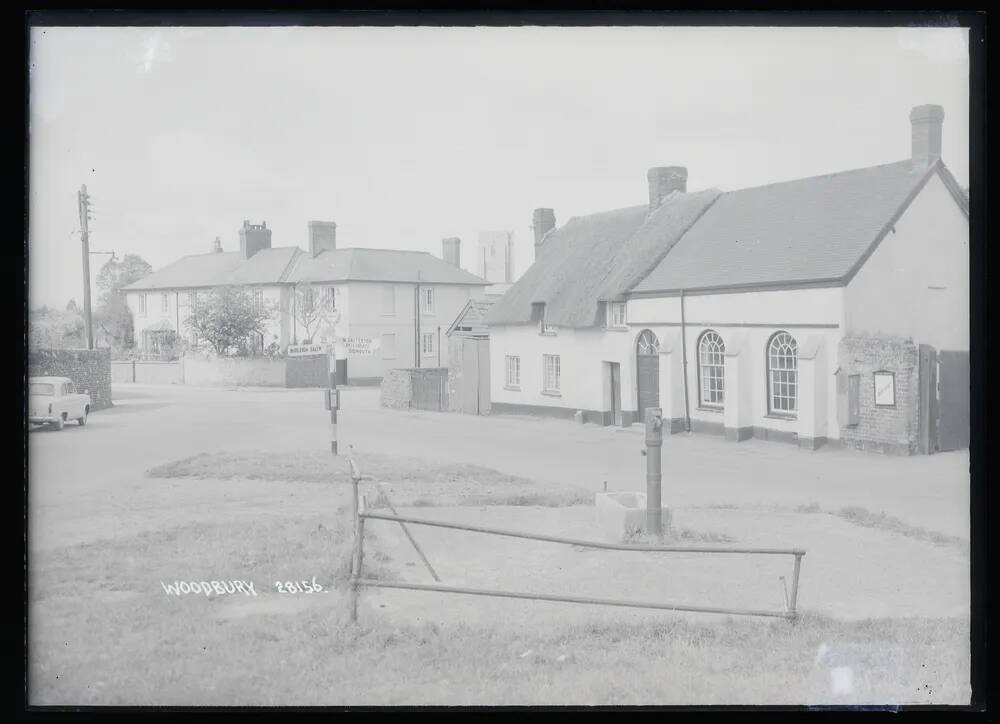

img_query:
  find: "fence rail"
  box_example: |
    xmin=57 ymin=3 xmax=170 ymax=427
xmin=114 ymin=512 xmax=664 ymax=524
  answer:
xmin=347 ymin=462 xmax=806 ymax=623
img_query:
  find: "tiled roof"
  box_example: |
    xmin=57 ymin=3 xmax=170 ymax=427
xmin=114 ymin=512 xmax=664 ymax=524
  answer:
xmin=484 ymin=189 xmax=721 ymax=327
xmin=633 ymin=159 xmax=965 ymax=294
xmin=287 ymin=248 xmax=488 ymax=286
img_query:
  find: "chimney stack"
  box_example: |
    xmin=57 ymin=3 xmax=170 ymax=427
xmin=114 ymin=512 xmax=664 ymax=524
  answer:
xmin=647 ymin=167 xmax=688 ymax=214
xmin=442 ymin=237 xmax=461 ymax=268
xmin=239 ymin=220 xmax=272 ymax=260
xmin=532 ymin=208 xmax=556 ymax=260
xmin=212 ymin=236 xmax=223 ymax=253
xmin=308 ymin=220 xmax=337 ymax=258
xmin=910 ymin=104 xmax=944 ymax=165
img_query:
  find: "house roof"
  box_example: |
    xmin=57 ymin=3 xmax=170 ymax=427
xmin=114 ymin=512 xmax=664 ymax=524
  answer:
xmin=484 ymin=189 xmax=721 ymax=327
xmin=125 ymin=246 xmax=488 ymax=291
xmin=287 ymin=248 xmax=488 ymax=286
xmin=632 ymin=159 xmax=968 ymax=295
xmin=446 ymin=297 xmax=497 ymax=336
xmin=122 ymin=247 xmax=300 ymax=291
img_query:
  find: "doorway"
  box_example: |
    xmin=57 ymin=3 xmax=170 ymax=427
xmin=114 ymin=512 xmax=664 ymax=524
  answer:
xmin=607 ymin=362 xmax=622 ymax=426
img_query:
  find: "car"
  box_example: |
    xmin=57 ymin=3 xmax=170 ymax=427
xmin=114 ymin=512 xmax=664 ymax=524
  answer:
xmin=28 ymin=376 xmax=91 ymax=430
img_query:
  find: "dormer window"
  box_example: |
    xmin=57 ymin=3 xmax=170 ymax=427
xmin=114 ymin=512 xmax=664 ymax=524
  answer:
xmin=533 ymin=302 xmax=557 ymax=335
xmin=606 ymin=302 xmax=627 ymax=329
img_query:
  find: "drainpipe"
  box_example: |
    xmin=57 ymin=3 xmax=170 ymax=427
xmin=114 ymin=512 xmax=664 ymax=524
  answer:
xmin=679 ymin=289 xmax=691 ymax=432
xmin=414 ymin=282 xmax=421 ymax=368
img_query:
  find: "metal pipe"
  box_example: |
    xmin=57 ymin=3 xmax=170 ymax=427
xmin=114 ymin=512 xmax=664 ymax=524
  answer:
xmin=645 ymin=408 xmax=663 ymax=538
xmin=362 ymin=511 xmax=805 ymax=556
xmin=358 ymin=579 xmax=793 ymax=619
xmin=367 ymin=478 xmax=440 ymax=582
xmin=679 ymin=289 xmax=691 ymax=432
xmin=349 ymin=495 xmax=366 ymax=622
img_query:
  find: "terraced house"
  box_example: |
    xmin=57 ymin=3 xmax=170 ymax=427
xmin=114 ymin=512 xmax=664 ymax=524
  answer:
xmin=124 ymin=220 xmax=488 ymax=383
xmin=485 ymin=105 xmax=969 ymax=454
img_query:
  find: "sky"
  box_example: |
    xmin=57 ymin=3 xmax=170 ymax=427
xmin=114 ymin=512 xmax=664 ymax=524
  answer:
xmin=28 ymin=25 xmax=970 ymax=310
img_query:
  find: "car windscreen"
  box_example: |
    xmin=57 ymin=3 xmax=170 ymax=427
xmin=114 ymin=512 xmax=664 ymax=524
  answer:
xmin=30 ymin=383 xmax=55 ymax=395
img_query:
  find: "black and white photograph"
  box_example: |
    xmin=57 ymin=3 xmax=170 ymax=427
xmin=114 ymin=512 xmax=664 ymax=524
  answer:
xmin=25 ymin=13 xmax=983 ymax=709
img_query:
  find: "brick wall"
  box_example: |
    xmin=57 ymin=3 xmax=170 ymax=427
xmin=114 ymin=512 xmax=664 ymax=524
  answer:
xmin=837 ymin=335 xmax=919 ymax=455
xmin=28 ymin=348 xmax=113 ymax=411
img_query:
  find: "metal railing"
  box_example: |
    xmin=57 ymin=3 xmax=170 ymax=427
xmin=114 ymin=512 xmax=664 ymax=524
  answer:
xmin=344 ymin=452 xmax=805 ymax=623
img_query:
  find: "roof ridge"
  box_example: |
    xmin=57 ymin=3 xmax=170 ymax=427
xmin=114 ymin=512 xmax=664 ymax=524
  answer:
xmin=721 ymin=159 xmax=917 ymax=195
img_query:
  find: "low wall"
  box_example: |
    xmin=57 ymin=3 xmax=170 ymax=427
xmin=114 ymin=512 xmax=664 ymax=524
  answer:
xmin=380 ymin=368 xmax=448 ymax=410
xmin=182 ymin=354 xmax=286 ymax=387
xmin=28 ymin=348 xmax=113 ymax=411
xmin=112 ymin=360 xmax=184 ymax=384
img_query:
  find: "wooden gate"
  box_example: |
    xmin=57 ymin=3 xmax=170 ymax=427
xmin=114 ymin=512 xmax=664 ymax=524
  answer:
xmin=919 ymin=345 xmax=969 ymax=453
xmin=636 ymin=330 xmax=660 ymax=422
xmin=458 ymin=337 xmax=491 ymax=415
xmin=936 ymin=350 xmax=969 ymax=452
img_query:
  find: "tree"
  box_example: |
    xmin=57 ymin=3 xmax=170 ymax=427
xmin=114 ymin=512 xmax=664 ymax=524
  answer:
xmin=29 ymin=306 xmax=86 ymax=350
xmin=94 ymin=253 xmax=152 ymax=351
xmin=293 ymin=282 xmax=337 ymax=344
xmin=184 ymin=286 xmax=273 ymax=356
xmin=96 ymin=254 xmax=153 ymax=296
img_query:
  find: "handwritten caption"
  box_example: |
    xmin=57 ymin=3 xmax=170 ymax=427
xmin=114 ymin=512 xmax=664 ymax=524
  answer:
xmin=161 ymin=577 xmax=326 ymax=597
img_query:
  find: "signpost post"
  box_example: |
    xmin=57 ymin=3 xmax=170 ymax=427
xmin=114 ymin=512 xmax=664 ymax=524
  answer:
xmin=645 ymin=407 xmax=663 ymax=539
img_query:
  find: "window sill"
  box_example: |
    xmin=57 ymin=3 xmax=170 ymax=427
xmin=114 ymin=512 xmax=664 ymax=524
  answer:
xmin=765 ymin=413 xmax=797 ymax=421
xmin=539 ymin=331 xmax=558 ymax=337
xmin=603 ymin=326 xmax=629 ymax=332
xmin=541 ymin=390 xmax=562 ymax=397
xmin=697 ymin=406 xmax=724 ymax=414
xmin=504 ymin=385 xmax=521 ymax=391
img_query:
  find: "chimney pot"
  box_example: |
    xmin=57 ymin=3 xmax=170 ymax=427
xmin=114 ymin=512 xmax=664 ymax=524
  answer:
xmin=442 ymin=237 xmax=461 ymax=268
xmin=308 ymin=220 xmax=337 ymax=257
xmin=647 ymin=166 xmax=687 ymax=214
xmin=532 ymin=208 xmax=556 ymax=261
xmin=910 ymin=104 xmax=944 ymax=164
xmin=239 ymin=219 xmax=272 ymax=260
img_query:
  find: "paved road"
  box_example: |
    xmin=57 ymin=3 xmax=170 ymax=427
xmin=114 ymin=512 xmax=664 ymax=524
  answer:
xmin=27 ymin=383 xmax=970 ymax=552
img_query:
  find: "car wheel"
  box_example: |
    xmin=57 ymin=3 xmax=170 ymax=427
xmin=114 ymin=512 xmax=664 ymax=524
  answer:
xmin=77 ymin=409 xmax=88 ymax=426
xmin=53 ymin=416 xmax=64 ymax=431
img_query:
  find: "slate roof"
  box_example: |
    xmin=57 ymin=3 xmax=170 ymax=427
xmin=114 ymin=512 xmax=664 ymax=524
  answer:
xmin=287 ymin=248 xmax=488 ymax=286
xmin=484 ymin=189 xmax=721 ymax=327
xmin=123 ymin=247 xmax=300 ymax=291
xmin=633 ymin=159 xmax=968 ymax=294
xmin=125 ymin=246 xmax=488 ymax=291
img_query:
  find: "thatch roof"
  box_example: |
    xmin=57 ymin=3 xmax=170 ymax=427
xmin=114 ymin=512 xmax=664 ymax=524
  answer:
xmin=484 ymin=189 xmax=721 ymax=328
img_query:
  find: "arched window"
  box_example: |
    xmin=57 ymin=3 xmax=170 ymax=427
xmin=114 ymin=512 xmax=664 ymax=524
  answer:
xmin=767 ymin=331 xmax=799 ymax=415
xmin=698 ymin=330 xmax=726 ymax=407
xmin=637 ymin=329 xmax=660 ymax=355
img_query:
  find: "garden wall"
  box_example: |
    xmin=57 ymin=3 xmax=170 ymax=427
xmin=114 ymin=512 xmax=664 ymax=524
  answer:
xmin=28 ymin=348 xmax=113 ymax=411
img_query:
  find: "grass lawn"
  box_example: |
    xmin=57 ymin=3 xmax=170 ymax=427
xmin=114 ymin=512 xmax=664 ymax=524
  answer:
xmin=30 ymin=508 xmax=970 ymax=706
xmin=147 ymin=450 xmax=593 ymax=507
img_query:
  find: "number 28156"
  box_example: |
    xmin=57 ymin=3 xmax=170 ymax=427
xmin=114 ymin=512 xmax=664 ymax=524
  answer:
xmin=274 ymin=577 xmax=324 ymax=594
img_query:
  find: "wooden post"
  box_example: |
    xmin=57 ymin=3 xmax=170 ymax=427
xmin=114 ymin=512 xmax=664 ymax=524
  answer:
xmin=789 ymin=553 xmax=803 ymax=619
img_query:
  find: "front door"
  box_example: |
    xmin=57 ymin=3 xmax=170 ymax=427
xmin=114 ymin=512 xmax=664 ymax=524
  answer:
xmin=636 ymin=329 xmax=660 ymax=422
xmin=609 ymin=362 xmax=622 ymax=426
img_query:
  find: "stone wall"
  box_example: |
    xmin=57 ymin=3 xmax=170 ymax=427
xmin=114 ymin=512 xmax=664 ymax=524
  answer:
xmin=837 ymin=335 xmax=919 ymax=455
xmin=28 ymin=348 xmax=113 ymax=411
xmin=380 ymin=368 xmax=448 ymax=411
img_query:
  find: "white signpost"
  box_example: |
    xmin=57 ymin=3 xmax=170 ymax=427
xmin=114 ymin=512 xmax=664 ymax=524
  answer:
xmin=287 ymin=344 xmax=326 ymax=357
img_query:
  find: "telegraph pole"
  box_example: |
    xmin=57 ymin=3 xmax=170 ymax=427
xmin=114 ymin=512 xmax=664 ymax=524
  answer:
xmin=78 ymin=185 xmax=94 ymax=349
